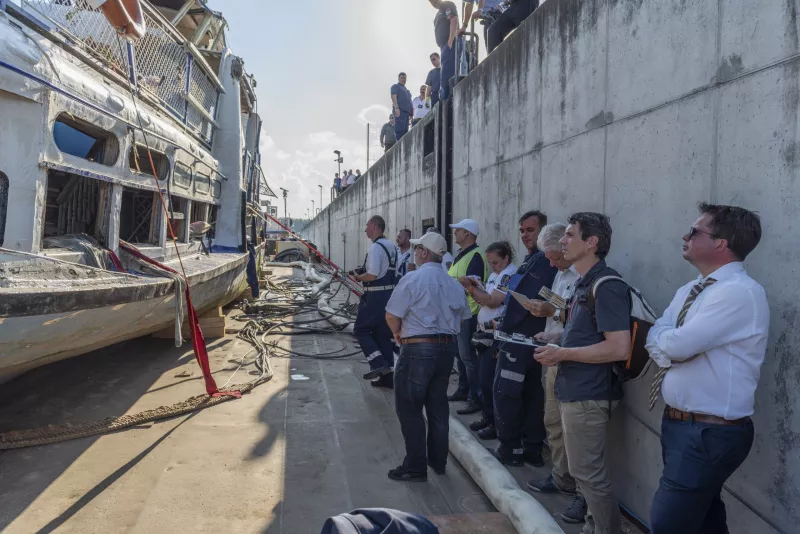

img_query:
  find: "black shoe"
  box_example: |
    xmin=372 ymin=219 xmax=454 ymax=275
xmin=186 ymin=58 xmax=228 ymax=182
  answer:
xmin=428 ymin=462 xmax=446 ymax=475
xmin=560 ymin=493 xmax=587 ymax=524
xmin=363 ymin=367 xmax=391 ymax=380
xmin=476 ymin=425 xmax=497 ymax=440
xmin=523 ymin=449 xmax=544 ymax=467
xmin=468 ymin=417 xmax=491 ymax=431
xmin=456 ymin=400 xmax=482 ymax=415
xmin=388 ymin=465 xmax=427 ymax=482
xmin=526 ymin=474 xmax=575 ymax=495
xmin=370 ymin=374 xmax=394 ymax=389
xmin=487 ymin=447 xmax=523 ymax=467
xmin=447 ymin=391 xmax=468 ymax=402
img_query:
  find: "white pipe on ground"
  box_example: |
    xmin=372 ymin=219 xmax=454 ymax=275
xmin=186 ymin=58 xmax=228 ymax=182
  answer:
xmin=448 ymin=417 xmax=565 ymax=534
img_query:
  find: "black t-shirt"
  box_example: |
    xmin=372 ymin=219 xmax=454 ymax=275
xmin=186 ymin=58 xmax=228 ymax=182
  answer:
xmin=434 ymin=2 xmax=458 ymax=48
xmin=425 ymin=67 xmax=442 ymax=95
xmin=555 ymin=260 xmax=631 ymax=403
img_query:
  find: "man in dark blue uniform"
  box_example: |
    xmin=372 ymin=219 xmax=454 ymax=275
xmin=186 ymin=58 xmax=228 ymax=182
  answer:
xmin=352 ymin=215 xmax=398 ymax=381
xmin=487 ymin=0 xmax=539 ymax=54
xmin=390 ymin=73 xmax=413 ymax=141
xmin=425 ymin=52 xmax=442 ymax=108
xmin=428 ymin=0 xmax=459 ymax=101
xmin=489 ymin=210 xmax=557 ymax=467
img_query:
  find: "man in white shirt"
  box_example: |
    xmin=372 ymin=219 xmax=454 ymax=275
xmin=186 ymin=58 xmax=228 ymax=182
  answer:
xmin=352 ymin=215 xmax=399 ymax=381
xmin=385 ymin=232 xmax=471 ymax=482
xmin=523 ymin=223 xmax=586 ymax=525
xmin=646 ymin=203 xmax=768 ymax=534
xmin=411 ymin=85 xmax=431 ymax=127
xmin=346 ymin=170 xmax=356 ymax=187
xmin=395 ymin=228 xmax=412 ymax=280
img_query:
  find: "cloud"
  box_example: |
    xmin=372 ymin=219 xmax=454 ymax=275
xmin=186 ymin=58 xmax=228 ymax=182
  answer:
xmin=276 ymin=150 xmax=290 ymax=159
xmin=357 ymin=104 xmax=392 ymax=125
xmin=259 ymin=135 xmax=275 ymax=151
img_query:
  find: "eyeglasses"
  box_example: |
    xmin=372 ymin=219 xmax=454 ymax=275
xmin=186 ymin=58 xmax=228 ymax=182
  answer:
xmin=688 ymin=227 xmax=717 ymax=240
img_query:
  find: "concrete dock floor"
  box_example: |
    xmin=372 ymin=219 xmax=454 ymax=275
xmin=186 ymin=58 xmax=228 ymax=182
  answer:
xmin=0 ymin=267 xmax=642 ymax=533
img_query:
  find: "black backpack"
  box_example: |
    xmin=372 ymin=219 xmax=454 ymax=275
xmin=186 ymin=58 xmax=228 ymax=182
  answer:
xmin=587 ymin=276 xmax=658 ymax=382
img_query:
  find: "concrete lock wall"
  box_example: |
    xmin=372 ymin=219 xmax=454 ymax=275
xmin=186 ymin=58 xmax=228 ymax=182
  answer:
xmin=308 ymin=0 xmax=800 ymax=531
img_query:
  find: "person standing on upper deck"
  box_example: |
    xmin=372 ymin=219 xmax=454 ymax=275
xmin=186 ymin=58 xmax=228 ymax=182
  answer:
xmin=646 ymin=203 xmax=768 ymax=534
xmin=352 ymin=215 xmax=399 ymax=382
xmin=381 ymin=115 xmax=397 ymax=153
xmin=425 ymin=52 xmax=442 ymax=108
xmin=428 ymin=0 xmax=459 ymax=101
xmin=385 ymin=232 xmax=471 ymax=482
xmin=412 ymin=85 xmax=431 ymax=127
xmin=486 ymin=0 xmax=538 ymax=54
xmin=391 ymin=73 xmax=413 ymax=141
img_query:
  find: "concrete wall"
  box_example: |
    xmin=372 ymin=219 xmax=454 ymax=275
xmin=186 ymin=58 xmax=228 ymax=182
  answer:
xmin=308 ymin=0 xmax=800 ymax=530
xmin=307 ymin=110 xmax=441 ymax=271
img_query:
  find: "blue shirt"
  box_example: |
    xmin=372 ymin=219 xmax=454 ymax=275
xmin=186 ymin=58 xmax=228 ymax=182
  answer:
xmin=391 ymin=83 xmax=413 ymax=114
xmin=425 ymin=68 xmax=441 ymax=97
xmin=386 ymin=262 xmax=472 ymax=337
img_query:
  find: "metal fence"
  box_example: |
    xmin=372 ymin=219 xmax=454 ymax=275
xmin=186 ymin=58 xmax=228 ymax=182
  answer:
xmin=21 ymin=0 xmax=219 ymax=145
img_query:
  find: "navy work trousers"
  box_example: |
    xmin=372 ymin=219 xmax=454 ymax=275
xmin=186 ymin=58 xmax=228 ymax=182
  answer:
xmin=493 ymin=343 xmax=545 ymax=457
xmin=394 ymin=111 xmax=410 ymax=141
xmin=394 ymin=341 xmax=457 ymax=474
xmin=353 ymin=291 xmax=394 ymax=371
xmin=477 ymin=343 xmax=498 ymax=424
xmin=439 ymin=42 xmax=456 ymax=101
xmin=487 ymin=0 xmax=539 ymax=54
xmin=454 ymin=315 xmax=478 ymax=401
xmin=650 ymin=414 xmax=754 ymax=534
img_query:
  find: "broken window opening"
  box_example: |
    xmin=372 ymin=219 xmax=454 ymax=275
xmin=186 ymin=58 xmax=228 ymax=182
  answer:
xmin=168 ymin=195 xmax=188 ymax=242
xmin=129 ymin=145 xmax=169 ymax=181
xmin=0 ymin=172 xmax=7 ymax=247
xmin=173 ymin=161 xmax=192 ymax=189
xmin=119 ymin=187 xmax=160 ymax=245
xmin=53 ymin=114 xmax=120 ymax=166
xmin=195 ymin=172 xmax=211 ymax=194
xmin=211 ymin=178 xmax=221 ymax=198
xmin=42 ymin=170 xmax=112 ymax=247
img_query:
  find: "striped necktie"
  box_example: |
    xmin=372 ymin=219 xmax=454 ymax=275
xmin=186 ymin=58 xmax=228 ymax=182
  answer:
xmin=648 ymin=277 xmax=717 ymax=410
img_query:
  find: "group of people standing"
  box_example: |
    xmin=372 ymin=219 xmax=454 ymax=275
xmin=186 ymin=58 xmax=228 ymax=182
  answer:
xmin=348 ymin=201 xmax=769 ymax=534
xmin=333 ymin=169 xmax=361 ymax=196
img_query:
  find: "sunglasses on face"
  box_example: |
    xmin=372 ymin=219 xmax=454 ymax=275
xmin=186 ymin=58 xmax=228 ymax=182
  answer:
xmin=688 ymin=227 xmax=717 ymax=240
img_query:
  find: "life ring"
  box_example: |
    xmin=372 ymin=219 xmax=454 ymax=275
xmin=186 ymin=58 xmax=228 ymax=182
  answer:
xmin=95 ymin=0 xmax=146 ymax=41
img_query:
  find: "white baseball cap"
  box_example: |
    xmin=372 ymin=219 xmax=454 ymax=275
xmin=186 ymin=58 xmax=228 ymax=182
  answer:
xmin=410 ymin=232 xmax=448 ymax=255
xmin=450 ymin=218 xmax=479 ymax=236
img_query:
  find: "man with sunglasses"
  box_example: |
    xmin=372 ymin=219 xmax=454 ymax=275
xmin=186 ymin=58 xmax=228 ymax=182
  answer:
xmin=646 ymin=203 xmax=768 ymax=534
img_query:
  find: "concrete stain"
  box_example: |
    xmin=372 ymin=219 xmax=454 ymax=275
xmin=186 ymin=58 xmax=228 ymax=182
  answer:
xmin=782 ymin=142 xmax=800 ymax=168
xmin=716 ymin=54 xmax=744 ymax=83
xmin=585 ymin=110 xmax=614 ymax=129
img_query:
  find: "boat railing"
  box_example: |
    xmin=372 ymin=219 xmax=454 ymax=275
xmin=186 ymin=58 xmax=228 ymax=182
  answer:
xmin=19 ymin=0 xmax=222 ymax=146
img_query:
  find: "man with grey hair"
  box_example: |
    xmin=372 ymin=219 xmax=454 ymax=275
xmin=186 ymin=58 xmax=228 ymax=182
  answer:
xmin=523 ymin=223 xmax=586 ymax=524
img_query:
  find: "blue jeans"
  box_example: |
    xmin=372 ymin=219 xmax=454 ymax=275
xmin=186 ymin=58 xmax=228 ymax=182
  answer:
xmin=650 ymin=414 xmax=754 ymax=534
xmin=455 ymin=316 xmax=478 ymax=401
xmin=439 ymin=42 xmax=456 ymax=101
xmin=394 ymin=341 xmax=456 ymax=473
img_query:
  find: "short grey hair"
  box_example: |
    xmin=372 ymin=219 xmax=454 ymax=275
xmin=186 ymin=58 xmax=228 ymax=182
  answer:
xmin=537 ymin=223 xmax=566 ymax=252
xmin=429 ymin=252 xmax=443 ymax=263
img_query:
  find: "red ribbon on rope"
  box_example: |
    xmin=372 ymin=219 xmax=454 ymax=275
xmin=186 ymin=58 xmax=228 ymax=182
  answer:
xmin=119 ymin=242 xmax=241 ymax=398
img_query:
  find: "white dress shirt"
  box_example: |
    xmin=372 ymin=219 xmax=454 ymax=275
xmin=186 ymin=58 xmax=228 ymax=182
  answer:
xmin=441 ymin=251 xmax=455 ymax=272
xmin=646 ymin=262 xmax=769 ymax=419
xmin=544 ymin=265 xmax=579 ymax=335
xmin=386 ymin=262 xmax=472 ymax=338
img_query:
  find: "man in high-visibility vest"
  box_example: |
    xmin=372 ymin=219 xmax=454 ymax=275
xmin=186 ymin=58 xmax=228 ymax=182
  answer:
xmin=447 ymin=219 xmax=488 ymax=415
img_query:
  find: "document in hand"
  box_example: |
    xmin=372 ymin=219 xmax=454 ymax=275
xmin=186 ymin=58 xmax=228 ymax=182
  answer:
xmin=508 ymin=290 xmax=532 ymax=308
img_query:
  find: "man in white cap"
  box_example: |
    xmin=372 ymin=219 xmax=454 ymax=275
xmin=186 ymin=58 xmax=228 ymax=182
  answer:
xmin=447 ymin=219 xmax=488 ymax=415
xmin=385 ymin=232 xmax=471 ymax=482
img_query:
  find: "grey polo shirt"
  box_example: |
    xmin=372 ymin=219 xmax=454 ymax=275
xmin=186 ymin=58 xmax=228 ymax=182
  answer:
xmin=555 ymin=260 xmax=631 ymax=403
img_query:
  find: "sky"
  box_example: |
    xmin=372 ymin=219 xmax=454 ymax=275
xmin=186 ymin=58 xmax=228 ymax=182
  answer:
xmin=218 ymin=0 xmax=465 ymax=219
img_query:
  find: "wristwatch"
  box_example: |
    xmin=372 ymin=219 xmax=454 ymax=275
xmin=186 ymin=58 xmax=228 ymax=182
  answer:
xmin=553 ymin=308 xmax=563 ymax=323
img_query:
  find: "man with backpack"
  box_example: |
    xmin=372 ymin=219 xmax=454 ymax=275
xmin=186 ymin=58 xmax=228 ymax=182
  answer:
xmin=533 ymin=212 xmax=631 ymax=534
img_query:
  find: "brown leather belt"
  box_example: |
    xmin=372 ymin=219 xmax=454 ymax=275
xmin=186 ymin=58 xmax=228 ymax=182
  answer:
xmin=400 ymin=335 xmax=457 ymax=345
xmin=665 ymin=407 xmax=749 ymax=426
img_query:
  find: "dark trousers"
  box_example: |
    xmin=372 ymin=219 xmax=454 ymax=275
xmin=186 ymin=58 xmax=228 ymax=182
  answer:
xmin=493 ymin=344 xmax=545 ymax=457
xmin=439 ymin=42 xmax=456 ymax=101
xmin=384 ymin=142 xmax=395 ymax=153
xmin=454 ymin=315 xmax=478 ymax=400
xmin=431 ymin=91 xmax=440 ymax=108
xmin=650 ymin=414 xmax=754 ymax=534
xmin=478 ymin=343 xmax=498 ymax=424
xmin=394 ymin=111 xmax=410 ymax=140
xmin=353 ymin=292 xmax=394 ymax=370
xmin=487 ymin=0 xmax=539 ymax=53
xmin=394 ymin=341 xmax=457 ymax=473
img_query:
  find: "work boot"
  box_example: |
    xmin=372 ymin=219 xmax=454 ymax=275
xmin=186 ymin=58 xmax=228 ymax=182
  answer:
xmin=456 ymin=399 xmax=482 ymax=415
xmin=560 ymin=493 xmax=587 ymax=524
xmin=523 ymin=449 xmax=544 ymax=467
xmin=468 ymin=416 xmax=491 ymax=431
xmin=487 ymin=447 xmax=523 ymax=467
xmin=476 ymin=425 xmax=497 ymax=440
xmin=387 ymin=465 xmax=427 ymax=482
xmin=370 ymin=373 xmax=394 ymax=389
xmin=447 ymin=391 xmax=468 ymax=402
xmin=428 ymin=461 xmax=446 ymax=475
xmin=526 ymin=474 xmax=575 ymax=495
xmin=363 ymin=367 xmax=391 ymax=380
